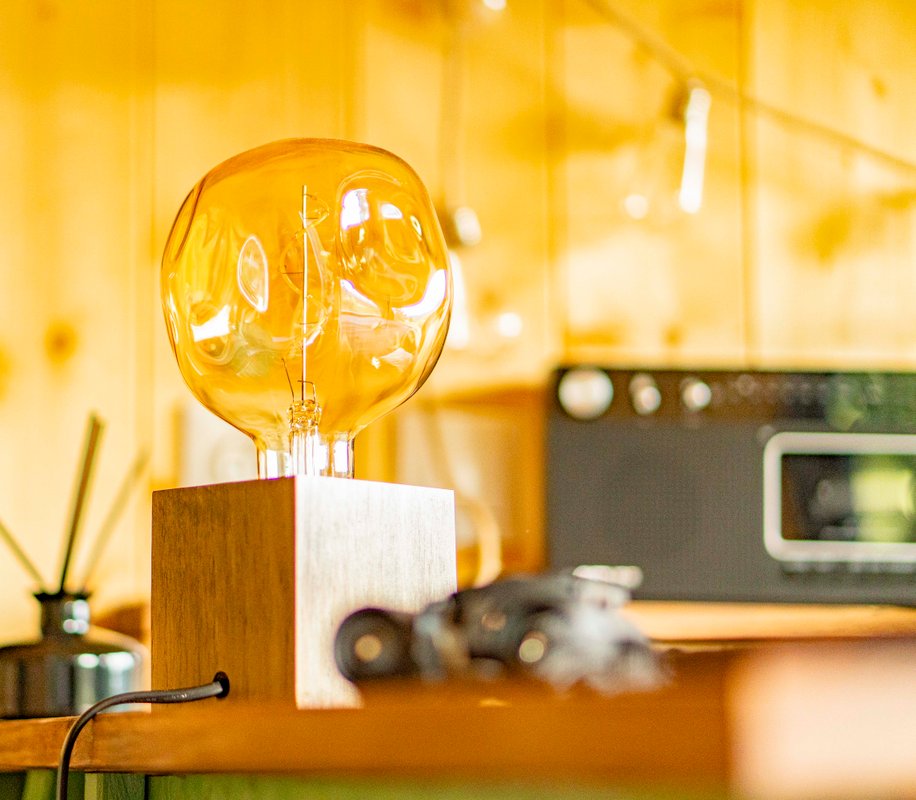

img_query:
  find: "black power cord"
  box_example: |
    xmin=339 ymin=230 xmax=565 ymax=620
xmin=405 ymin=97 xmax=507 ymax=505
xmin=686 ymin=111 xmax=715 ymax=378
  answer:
xmin=56 ymin=672 xmax=230 ymax=800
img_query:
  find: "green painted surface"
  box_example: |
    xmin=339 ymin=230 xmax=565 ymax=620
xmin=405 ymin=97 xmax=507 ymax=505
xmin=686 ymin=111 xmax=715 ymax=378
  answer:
xmin=0 ymin=773 xmax=26 ymax=798
xmin=148 ymin=775 xmax=723 ymax=800
xmin=0 ymin=772 xmax=727 ymax=800
xmin=21 ymin=771 xmax=55 ymax=800
xmin=83 ymin=774 xmax=145 ymax=800
xmin=20 ymin=770 xmax=83 ymax=800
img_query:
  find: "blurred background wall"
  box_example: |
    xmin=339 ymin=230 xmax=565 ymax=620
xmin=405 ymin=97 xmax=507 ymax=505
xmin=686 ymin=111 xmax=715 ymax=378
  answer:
xmin=0 ymin=0 xmax=913 ymax=639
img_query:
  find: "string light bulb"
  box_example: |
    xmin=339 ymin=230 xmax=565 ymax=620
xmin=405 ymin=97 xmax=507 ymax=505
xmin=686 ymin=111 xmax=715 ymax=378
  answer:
xmin=162 ymin=139 xmax=452 ymax=478
xmin=677 ymin=80 xmax=711 ymax=214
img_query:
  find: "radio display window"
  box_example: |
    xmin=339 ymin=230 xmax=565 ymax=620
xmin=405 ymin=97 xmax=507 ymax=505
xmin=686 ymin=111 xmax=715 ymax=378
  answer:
xmin=781 ymin=454 xmax=915 ymax=544
xmin=763 ymin=432 xmax=916 ymax=563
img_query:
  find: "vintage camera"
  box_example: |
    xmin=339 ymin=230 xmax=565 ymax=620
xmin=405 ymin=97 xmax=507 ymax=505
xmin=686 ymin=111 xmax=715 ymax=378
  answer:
xmin=334 ymin=567 xmax=660 ymax=693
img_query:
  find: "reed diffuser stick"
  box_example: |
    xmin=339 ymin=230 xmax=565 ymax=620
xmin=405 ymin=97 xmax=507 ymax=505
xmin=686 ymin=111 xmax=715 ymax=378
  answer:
xmin=57 ymin=414 xmax=104 ymax=594
xmin=0 ymin=517 xmax=46 ymax=589
xmin=76 ymin=449 xmax=149 ymax=591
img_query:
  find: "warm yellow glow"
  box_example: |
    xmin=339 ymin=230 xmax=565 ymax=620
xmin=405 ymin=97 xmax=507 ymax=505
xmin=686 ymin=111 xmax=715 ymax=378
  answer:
xmin=623 ymin=193 xmax=650 ymax=220
xmin=401 ymin=269 xmax=449 ymax=319
xmin=190 ymin=306 xmax=231 ymax=343
xmin=445 ymin=251 xmax=471 ymax=350
xmin=496 ymin=310 xmax=524 ymax=339
xmin=678 ymin=84 xmax=711 ymax=215
xmin=237 ymin=235 xmax=270 ymax=312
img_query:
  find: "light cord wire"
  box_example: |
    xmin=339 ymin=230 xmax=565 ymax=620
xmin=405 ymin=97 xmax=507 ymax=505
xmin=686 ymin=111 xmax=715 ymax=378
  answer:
xmin=56 ymin=672 xmax=230 ymax=800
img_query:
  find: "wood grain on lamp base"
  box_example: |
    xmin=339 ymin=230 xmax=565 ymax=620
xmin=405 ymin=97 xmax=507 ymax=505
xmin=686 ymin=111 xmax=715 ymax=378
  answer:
xmin=151 ymin=477 xmax=456 ymax=708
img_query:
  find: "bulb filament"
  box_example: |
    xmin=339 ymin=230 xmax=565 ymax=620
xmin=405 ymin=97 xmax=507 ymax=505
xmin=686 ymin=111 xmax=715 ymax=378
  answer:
xmin=289 ymin=390 xmax=322 ymax=476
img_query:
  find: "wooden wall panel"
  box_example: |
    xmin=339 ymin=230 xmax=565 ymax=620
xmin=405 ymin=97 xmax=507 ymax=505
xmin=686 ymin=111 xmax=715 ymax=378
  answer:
xmin=746 ymin=0 xmax=916 ymax=167
xmin=743 ymin=0 xmax=916 ymax=368
xmin=0 ymin=0 xmax=913 ymax=638
xmin=555 ymin=0 xmax=746 ymax=367
xmin=440 ymin=0 xmax=553 ymax=389
xmin=0 ymin=1 xmax=153 ymax=640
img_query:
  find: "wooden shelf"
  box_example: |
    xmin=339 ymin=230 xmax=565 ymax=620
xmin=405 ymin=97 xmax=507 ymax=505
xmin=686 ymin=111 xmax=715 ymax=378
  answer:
xmin=0 ymin=651 xmax=726 ymax=778
xmin=1 ymin=639 xmax=914 ymax=799
xmin=624 ymin=601 xmax=916 ymax=643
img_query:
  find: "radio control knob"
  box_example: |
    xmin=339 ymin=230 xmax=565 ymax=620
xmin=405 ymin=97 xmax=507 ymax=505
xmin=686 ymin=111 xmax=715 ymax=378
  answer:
xmin=680 ymin=377 xmax=712 ymax=412
xmin=629 ymin=373 xmax=662 ymax=415
xmin=557 ymin=367 xmax=614 ymax=420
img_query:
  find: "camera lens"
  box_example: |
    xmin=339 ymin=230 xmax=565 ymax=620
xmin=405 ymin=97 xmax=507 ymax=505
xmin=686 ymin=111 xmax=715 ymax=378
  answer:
xmin=334 ymin=608 xmax=416 ymax=682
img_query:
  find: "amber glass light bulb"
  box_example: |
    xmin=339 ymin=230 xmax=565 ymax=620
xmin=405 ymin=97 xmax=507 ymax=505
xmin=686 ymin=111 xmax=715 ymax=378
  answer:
xmin=161 ymin=139 xmax=451 ymax=478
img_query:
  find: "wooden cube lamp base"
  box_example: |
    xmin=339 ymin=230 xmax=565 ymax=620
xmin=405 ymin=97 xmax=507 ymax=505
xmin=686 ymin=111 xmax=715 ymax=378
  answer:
xmin=151 ymin=477 xmax=456 ymax=707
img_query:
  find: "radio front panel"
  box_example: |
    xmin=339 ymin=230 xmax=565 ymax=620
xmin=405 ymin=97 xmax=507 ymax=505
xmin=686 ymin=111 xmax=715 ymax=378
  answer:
xmin=546 ymin=367 xmax=916 ymax=605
